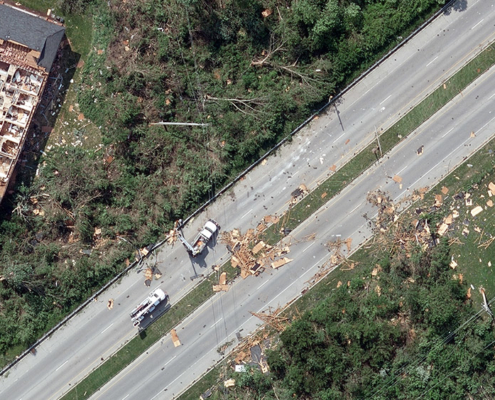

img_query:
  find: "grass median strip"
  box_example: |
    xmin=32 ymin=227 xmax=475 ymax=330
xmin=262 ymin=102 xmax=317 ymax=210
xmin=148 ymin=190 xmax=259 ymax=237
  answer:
xmin=63 ymin=42 xmax=495 ymax=400
xmin=263 ymin=43 xmax=495 ymax=245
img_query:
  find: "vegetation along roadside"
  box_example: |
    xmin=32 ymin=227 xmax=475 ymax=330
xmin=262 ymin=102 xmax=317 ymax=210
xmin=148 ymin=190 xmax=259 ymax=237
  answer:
xmin=62 ymin=13 xmax=495 ymax=400
xmin=0 ymin=0 xmax=448 ymax=367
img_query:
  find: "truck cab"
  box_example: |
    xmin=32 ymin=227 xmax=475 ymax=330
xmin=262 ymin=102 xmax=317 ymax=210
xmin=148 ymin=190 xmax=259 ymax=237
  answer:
xmin=178 ymin=219 xmax=220 ymax=257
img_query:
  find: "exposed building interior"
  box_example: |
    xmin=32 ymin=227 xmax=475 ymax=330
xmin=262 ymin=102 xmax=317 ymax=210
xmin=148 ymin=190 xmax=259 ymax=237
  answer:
xmin=0 ymin=2 xmax=65 ymax=199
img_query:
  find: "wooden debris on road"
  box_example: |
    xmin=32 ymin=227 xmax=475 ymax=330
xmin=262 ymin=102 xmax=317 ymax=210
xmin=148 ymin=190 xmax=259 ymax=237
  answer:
xmin=144 ymin=268 xmax=153 ymax=280
xmin=345 ymin=238 xmax=352 ymax=253
xmin=107 ymin=299 xmax=114 ymax=310
xmin=250 ymin=307 xmax=288 ymax=332
xmin=222 ymin=226 xmax=293 ymax=277
xmin=271 ymin=257 xmax=292 ymax=269
xmin=171 ymin=329 xmax=181 ymax=347
xmin=305 ymin=259 xmax=334 ymax=286
xmin=166 ymin=224 xmax=177 ymax=244
xmin=213 ymin=284 xmax=230 ymax=292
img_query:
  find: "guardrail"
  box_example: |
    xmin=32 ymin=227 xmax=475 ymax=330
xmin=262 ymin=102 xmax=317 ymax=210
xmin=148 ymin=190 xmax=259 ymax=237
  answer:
xmin=0 ymin=0 xmax=456 ymax=378
xmin=0 ymin=256 xmax=146 ymax=377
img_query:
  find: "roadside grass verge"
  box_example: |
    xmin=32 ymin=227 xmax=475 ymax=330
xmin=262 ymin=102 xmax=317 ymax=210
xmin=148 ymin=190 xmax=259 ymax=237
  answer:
xmin=263 ymin=43 xmax=495 ymax=245
xmin=63 ymin=39 xmax=495 ymax=400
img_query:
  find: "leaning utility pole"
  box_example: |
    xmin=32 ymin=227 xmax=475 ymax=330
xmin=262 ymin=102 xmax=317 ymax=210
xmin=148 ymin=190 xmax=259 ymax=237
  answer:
xmin=374 ymin=125 xmax=383 ymax=157
xmin=481 ymin=288 xmax=494 ymax=319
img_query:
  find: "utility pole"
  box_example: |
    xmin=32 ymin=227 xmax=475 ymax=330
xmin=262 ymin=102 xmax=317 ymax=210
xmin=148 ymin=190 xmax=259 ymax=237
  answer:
xmin=481 ymin=288 xmax=494 ymax=319
xmin=374 ymin=125 xmax=383 ymax=158
xmin=117 ymin=236 xmax=142 ymax=263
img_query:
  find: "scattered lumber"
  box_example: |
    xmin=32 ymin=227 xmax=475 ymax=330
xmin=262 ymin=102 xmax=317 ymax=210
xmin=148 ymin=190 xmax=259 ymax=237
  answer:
xmin=171 ymin=329 xmax=181 ymax=347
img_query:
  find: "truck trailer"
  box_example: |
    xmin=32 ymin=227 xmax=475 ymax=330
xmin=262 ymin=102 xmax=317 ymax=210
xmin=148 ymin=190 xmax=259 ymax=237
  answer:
xmin=130 ymin=288 xmax=167 ymax=327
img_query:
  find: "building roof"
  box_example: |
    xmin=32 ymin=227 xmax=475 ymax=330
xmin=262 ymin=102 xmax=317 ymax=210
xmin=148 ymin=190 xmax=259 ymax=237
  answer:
xmin=0 ymin=4 xmax=65 ymax=71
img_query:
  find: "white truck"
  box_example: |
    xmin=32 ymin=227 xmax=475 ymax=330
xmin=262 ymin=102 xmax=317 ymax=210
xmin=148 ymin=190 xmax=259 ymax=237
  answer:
xmin=130 ymin=288 xmax=167 ymax=327
xmin=177 ymin=219 xmax=220 ymax=257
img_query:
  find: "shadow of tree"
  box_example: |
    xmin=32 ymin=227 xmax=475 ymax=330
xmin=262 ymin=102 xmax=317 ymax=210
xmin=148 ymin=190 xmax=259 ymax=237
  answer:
xmin=444 ymin=0 xmax=468 ymax=15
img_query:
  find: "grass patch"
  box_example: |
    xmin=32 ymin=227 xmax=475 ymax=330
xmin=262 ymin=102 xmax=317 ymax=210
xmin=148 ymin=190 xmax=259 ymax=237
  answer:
xmin=263 ymin=43 xmax=495 ymax=245
xmin=418 ymin=150 xmax=495 ymax=305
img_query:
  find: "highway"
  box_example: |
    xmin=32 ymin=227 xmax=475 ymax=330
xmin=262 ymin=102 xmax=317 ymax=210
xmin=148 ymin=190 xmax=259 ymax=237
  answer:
xmin=91 ymin=49 xmax=495 ymax=399
xmin=0 ymin=0 xmax=493 ymax=398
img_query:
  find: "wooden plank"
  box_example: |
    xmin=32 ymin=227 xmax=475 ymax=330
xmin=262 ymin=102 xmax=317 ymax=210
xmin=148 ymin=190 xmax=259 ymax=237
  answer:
xmin=271 ymin=257 xmax=293 ymax=269
xmin=213 ymin=284 xmax=229 ymax=292
xmin=471 ymin=206 xmax=483 ymax=217
xmin=252 ymin=241 xmax=266 ymax=255
xmin=171 ymin=329 xmax=181 ymax=347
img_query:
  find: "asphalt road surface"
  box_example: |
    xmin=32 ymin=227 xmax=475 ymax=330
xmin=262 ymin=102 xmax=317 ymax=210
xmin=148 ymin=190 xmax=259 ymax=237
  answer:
xmin=0 ymin=0 xmax=493 ymax=399
xmin=93 ymin=55 xmax=495 ymax=400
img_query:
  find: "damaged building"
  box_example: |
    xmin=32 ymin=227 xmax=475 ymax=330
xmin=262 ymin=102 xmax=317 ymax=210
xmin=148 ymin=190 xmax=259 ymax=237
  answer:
xmin=0 ymin=3 xmax=64 ymax=200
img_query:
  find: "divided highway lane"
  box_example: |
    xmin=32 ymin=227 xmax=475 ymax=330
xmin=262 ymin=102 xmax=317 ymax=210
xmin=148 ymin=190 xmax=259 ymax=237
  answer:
xmin=0 ymin=1 xmax=493 ymax=399
xmin=91 ymin=49 xmax=495 ymax=400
